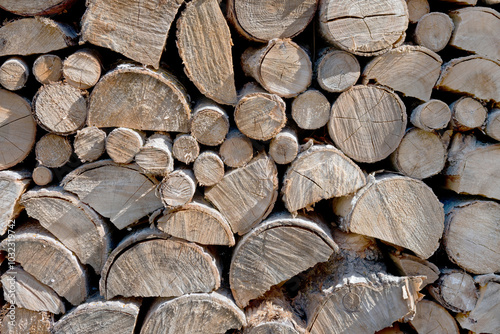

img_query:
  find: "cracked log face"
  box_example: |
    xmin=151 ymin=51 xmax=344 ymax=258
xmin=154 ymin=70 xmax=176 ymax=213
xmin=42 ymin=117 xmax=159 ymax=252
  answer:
xmin=0 ymin=0 xmax=77 ymax=16
xmin=409 ymin=300 xmax=459 ymax=334
xmin=0 ymin=170 xmax=30 ymax=235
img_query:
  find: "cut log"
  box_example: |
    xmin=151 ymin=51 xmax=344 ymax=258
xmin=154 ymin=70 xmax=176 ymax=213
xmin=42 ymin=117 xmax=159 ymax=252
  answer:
xmin=0 ymin=89 xmax=36 ymax=170
xmin=205 ymin=152 xmax=278 ymax=235
xmin=141 ymin=291 xmax=246 ymax=334
xmin=74 ymin=126 xmax=106 ymax=163
xmin=32 ymin=165 xmax=53 ymax=186
xmin=62 ymin=160 xmax=163 ymax=230
xmin=100 ymin=228 xmax=220 ymax=299
xmin=410 ymin=99 xmax=451 ymax=131
xmin=81 ymin=0 xmax=183 ymax=68
xmin=105 ymin=128 xmax=144 ymax=164
xmin=21 ymin=187 xmax=111 ymax=273
xmin=63 ymin=49 xmax=102 ymax=90
xmin=414 ymin=13 xmax=454 ymax=53
xmin=436 ymin=56 xmax=500 ymax=103
xmin=318 ymin=0 xmax=408 ymax=56
xmin=328 ymin=85 xmax=407 ymax=163
xmin=219 ymin=129 xmax=254 ymax=168
xmin=177 ymin=0 xmax=237 ymax=105
xmin=449 ymin=97 xmax=487 ymax=131
xmin=291 ymin=89 xmax=330 ymax=130
xmin=33 ymin=54 xmax=63 ymax=84
xmin=333 ymin=173 xmax=444 ymax=259
xmin=191 ymin=99 xmax=229 ymax=146
xmin=1 ymin=266 xmax=65 ymax=314
xmin=172 ymin=134 xmax=200 ymax=164
xmin=406 ymin=0 xmax=430 ymax=23
xmin=390 ymin=128 xmax=447 ymax=180
xmin=35 ymin=133 xmax=72 ymax=168
xmin=281 ymin=145 xmax=366 ymax=213
xmin=193 ymin=151 xmax=225 ymax=186
xmin=269 ymin=129 xmax=299 ymax=165
xmin=87 ymin=64 xmax=191 ymax=132
xmin=316 ymin=49 xmax=360 ymax=93
xmin=428 ymin=270 xmax=478 ymax=313
xmin=0 ymin=227 xmax=88 ymax=305
xmin=135 ymin=133 xmax=173 ymax=176
xmin=155 ymin=197 xmax=235 ymax=246
xmin=0 ymin=0 xmax=77 ymax=16
xmin=53 ymin=298 xmax=140 ymax=334
xmin=485 ymin=108 xmax=500 ymax=141
xmin=0 ymin=170 xmax=30 ymax=236
xmin=409 ymin=300 xmax=459 ymax=334
xmin=241 ymin=39 xmax=312 ymax=98
xmin=1 ymin=307 xmax=53 ymax=334
xmin=0 ymin=18 xmax=77 ymax=56
xmin=159 ymin=169 xmax=196 ymax=208
xmin=33 ymin=82 xmax=88 ymax=135
xmin=376 ymin=323 xmax=407 ymax=334
xmin=389 ymin=253 xmax=439 ymax=287
xmin=227 ymin=0 xmax=317 ymax=42
xmin=0 ymin=57 xmax=29 ymax=91
xmin=230 ymin=214 xmax=337 ymax=307
xmin=361 ymin=45 xmax=442 ymax=101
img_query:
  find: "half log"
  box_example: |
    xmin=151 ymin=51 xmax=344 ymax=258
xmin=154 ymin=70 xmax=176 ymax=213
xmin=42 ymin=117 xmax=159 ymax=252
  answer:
xmin=0 ymin=170 xmax=30 ymax=235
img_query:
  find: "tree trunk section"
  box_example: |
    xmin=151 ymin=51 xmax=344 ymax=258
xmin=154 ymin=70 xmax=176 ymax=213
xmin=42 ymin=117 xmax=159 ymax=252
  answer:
xmin=193 ymin=151 xmax=225 ymax=187
xmin=406 ymin=0 xmax=430 ymax=23
xmin=32 ymin=165 xmax=53 ymax=186
xmin=74 ymin=126 xmax=106 ymax=163
xmin=409 ymin=300 xmax=459 ymax=334
xmin=0 ymin=170 xmax=30 ymax=236
xmin=0 ymin=57 xmax=29 ymax=91
xmin=428 ymin=270 xmax=478 ymax=313
xmin=33 ymin=54 xmax=63 ymax=84
xmin=414 ymin=12 xmax=454 ymax=52
xmin=410 ymin=99 xmax=451 ymax=131
xmin=105 ymin=128 xmax=144 ymax=164
xmin=219 ymin=129 xmax=254 ymax=168
xmin=390 ymin=253 xmax=439 ymax=287
xmin=291 ymin=89 xmax=331 ymax=130
xmin=449 ymin=97 xmax=487 ymax=131
xmin=135 ymin=133 xmax=173 ymax=176
xmin=63 ymin=49 xmax=102 ymax=90
xmin=172 ymin=134 xmax=200 ymax=164
xmin=35 ymin=133 xmax=72 ymax=168
xmin=191 ymin=99 xmax=229 ymax=146
xmin=315 ymin=49 xmax=360 ymax=93
xmin=159 ymin=168 xmax=196 ymax=208
xmin=1 ymin=306 xmax=53 ymax=334
xmin=269 ymin=128 xmax=299 ymax=165
xmin=0 ymin=0 xmax=77 ymax=16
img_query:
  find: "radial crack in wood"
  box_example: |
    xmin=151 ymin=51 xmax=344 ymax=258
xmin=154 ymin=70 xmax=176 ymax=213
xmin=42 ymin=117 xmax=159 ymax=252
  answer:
xmin=316 ymin=50 xmax=360 ymax=94
xmin=409 ymin=300 xmax=460 ymax=334
xmin=410 ymin=99 xmax=451 ymax=131
xmin=428 ymin=270 xmax=478 ymax=313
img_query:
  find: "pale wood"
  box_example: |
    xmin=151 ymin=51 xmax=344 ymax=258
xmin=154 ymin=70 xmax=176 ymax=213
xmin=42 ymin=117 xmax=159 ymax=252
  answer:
xmin=62 ymin=160 xmax=163 ymax=230
xmin=291 ymin=89 xmax=331 ymax=130
xmin=316 ymin=49 xmax=360 ymax=93
xmin=193 ymin=151 xmax=225 ymax=186
xmin=406 ymin=0 xmax=430 ymax=23
xmin=0 ymin=170 xmax=30 ymax=235
xmin=227 ymin=0 xmax=317 ymax=42
xmin=81 ymin=0 xmax=183 ymax=68
xmin=390 ymin=253 xmax=439 ymax=287
xmin=428 ymin=270 xmax=478 ymax=313
xmin=177 ymin=0 xmax=237 ymax=105
xmin=141 ymin=291 xmax=246 ymax=334
xmin=319 ymin=0 xmax=408 ymax=56
xmin=88 ymin=64 xmax=191 ymax=132
xmin=205 ymin=152 xmax=278 ymax=235
xmin=33 ymin=54 xmax=63 ymax=84
xmin=0 ymin=89 xmax=36 ymax=170
xmin=63 ymin=49 xmax=102 ymax=90
xmin=159 ymin=169 xmax=196 ymax=208
xmin=100 ymin=228 xmax=220 ymax=299
xmin=409 ymin=300 xmax=459 ymax=334
xmin=74 ymin=126 xmax=106 ymax=163
xmin=449 ymin=97 xmax=488 ymax=131
xmin=269 ymin=129 xmax=299 ymax=165
xmin=0 ymin=57 xmax=29 ymax=91
xmin=105 ymin=128 xmax=144 ymax=164
xmin=414 ymin=13 xmax=454 ymax=53
xmin=242 ymin=39 xmax=312 ymax=98
xmin=1 ymin=307 xmax=53 ymax=334
xmin=482 ymin=0 xmax=500 ymax=3
xmin=35 ymin=133 xmax=72 ymax=168
xmin=172 ymin=134 xmax=200 ymax=164
xmin=191 ymin=99 xmax=229 ymax=146
xmin=135 ymin=133 xmax=173 ymax=176
xmin=33 ymin=82 xmax=88 ymax=135
xmin=21 ymin=187 xmax=112 ymax=273
xmin=219 ymin=129 xmax=254 ymax=168
xmin=410 ymin=99 xmax=451 ymax=131
xmin=485 ymin=108 xmax=500 ymax=141
xmin=361 ymin=45 xmax=442 ymax=101
xmin=32 ymin=165 xmax=53 ymax=186
xmin=282 ymin=145 xmax=366 ymax=213
xmin=328 ymin=85 xmax=407 ymax=163
xmin=0 ymin=0 xmax=77 ymax=16
xmin=230 ymin=214 xmax=337 ymax=307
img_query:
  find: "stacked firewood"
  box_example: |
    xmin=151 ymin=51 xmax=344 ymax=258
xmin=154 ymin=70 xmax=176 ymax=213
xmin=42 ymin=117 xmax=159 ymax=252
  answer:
xmin=0 ymin=0 xmax=499 ymax=333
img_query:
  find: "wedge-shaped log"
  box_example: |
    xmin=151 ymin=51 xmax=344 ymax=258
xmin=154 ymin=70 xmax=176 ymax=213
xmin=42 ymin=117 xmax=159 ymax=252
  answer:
xmin=0 ymin=0 xmax=77 ymax=16
xmin=409 ymin=300 xmax=459 ymax=334
xmin=485 ymin=108 xmax=500 ymax=141
xmin=389 ymin=253 xmax=439 ymax=287
xmin=0 ymin=170 xmax=30 ymax=235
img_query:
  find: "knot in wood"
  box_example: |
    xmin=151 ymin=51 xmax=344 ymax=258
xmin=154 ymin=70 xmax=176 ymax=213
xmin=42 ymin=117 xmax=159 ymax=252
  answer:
xmin=342 ymin=291 xmax=360 ymax=312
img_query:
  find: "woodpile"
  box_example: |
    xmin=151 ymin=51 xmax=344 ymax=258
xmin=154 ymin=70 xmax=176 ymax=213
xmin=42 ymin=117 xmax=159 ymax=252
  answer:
xmin=0 ymin=0 xmax=499 ymax=333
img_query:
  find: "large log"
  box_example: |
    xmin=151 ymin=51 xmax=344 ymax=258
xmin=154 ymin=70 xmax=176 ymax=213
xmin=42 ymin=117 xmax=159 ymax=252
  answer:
xmin=409 ymin=300 xmax=459 ymax=334
xmin=315 ymin=49 xmax=360 ymax=93
xmin=0 ymin=57 xmax=29 ymax=91
xmin=291 ymin=89 xmax=331 ymax=130
xmin=0 ymin=0 xmax=77 ymax=16
xmin=428 ymin=270 xmax=478 ymax=313
xmin=32 ymin=54 xmax=63 ymax=84
xmin=0 ymin=170 xmax=30 ymax=236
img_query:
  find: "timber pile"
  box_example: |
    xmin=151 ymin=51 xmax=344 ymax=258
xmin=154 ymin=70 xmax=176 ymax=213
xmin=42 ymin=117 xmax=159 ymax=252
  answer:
xmin=0 ymin=0 xmax=499 ymax=333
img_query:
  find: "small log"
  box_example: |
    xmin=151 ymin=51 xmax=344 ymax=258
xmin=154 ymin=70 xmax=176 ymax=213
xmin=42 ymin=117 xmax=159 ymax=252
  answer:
xmin=0 ymin=89 xmax=36 ymax=170
xmin=0 ymin=57 xmax=29 ymax=91
xmin=485 ymin=108 xmax=500 ymax=141
xmin=428 ymin=270 xmax=478 ymax=313
xmin=0 ymin=170 xmax=30 ymax=236
xmin=1 ymin=307 xmax=53 ymax=334
xmin=193 ymin=151 xmax=225 ymax=186
xmin=141 ymin=291 xmax=246 ymax=334
xmin=406 ymin=0 xmax=430 ymax=23
xmin=74 ymin=126 xmax=106 ymax=163
xmin=282 ymin=145 xmax=366 ymax=213
xmin=159 ymin=168 xmax=196 ymax=208
xmin=35 ymin=133 xmax=72 ymax=168
xmin=62 ymin=160 xmax=163 ymax=230
xmin=105 ymin=128 xmax=144 ymax=164
xmin=291 ymin=89 xmax=331 ymax=130
xmin=0 ymin=0 xmax=77 ymax=16
xmin=33 ymin=82 xmax=88 ymax=135
xmin=361 ymin=45 xmax=442 ymax=101
xmin=33 ymin=54 xmax=63 ymax=84
xmin=191 ymin=99 xmax=229 ymax=146
xmin=63 ymin=49 xmax=102 ymax=90
xmin=315 ymin=49 xmax=360 ymax=93
xmin=410 ymin=99 xmax=451 ymax=131
xmin=135 ymin=133 xmax=174 ymax=176
xmin=414 ymin=12 xmax=454 ymax=53
xmin=32 ymin=165 xmax=53 ymax=186
xmin=219 ymin=129 xmax=254 ymax=168
xmin=100 ymin=228 xmax=220 ymax=299
xmin=172 ymin=134 xmax=200 ymax=164
xmin=242 ymin=39 xmax=312 ymax=98
xmin=318 ymin=0 xmax=408 ymax=56
xmin=449 ymin=97 xmax=488 ymax=131
xmin=205 ymin=152 xmax=278 ymax=235
xmin=328 ymin=85 xmax=407 ymax=163
xmin=409 ymin=300 xmax=459 ymax=334
xmin=177 ymin=0 xmax=237 ymax=105
xmin=389 ymin=253 xmax=439 ymax=287
xmin=269 ymin=128 xmax=299 ymax=165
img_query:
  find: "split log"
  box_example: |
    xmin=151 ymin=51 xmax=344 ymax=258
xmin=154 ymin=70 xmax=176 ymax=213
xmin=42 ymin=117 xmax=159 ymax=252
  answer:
xmin=35 ymin=133 xmax=72 ymax=168
xmin=0 ymin=0 xmax=77 ymax=16
xmin=32 ymin=82 xmax=88 ymax=135
xmin=81 ymin=0 xmax=183 ymax=68
xmin=241 ymin=39 xmax=312 ymax=98
xmin=135 ymin=133 xmax=173 ymax=176
xmin=281 ymin=145 xmax=366 ymax=213
xmin=409 ymin=300 xmax=459 ymax=334
xmin=21 ymin=187 xmax=111 ymax=273
xmin=105 ymin=128 xmax=144 ymax=164
xmin=219 ymin=129 xmax=254 ymax=168
xmin=0 ymin=89 xmax=36 ymax=170
xmin=191 ymin=99 xmax=229 ymax=146
xmin=230 ymin=214 xmax=337 ymax=307
xmin=414 ymin=13 xmax=454 ymax=53
xmin=315 ymin=49 xmax=360 ymax=93
xmin=33 ymin=54 xmax=63 ymax=84
xmin=159 ymin=169 xmax=196 ymax=208
xmin=428 ymin=270 xmax=478 ymax=313
xmin=62 ymin=160 xmax=163 ymax=230
xmin=406 ymin=0 xmax=430 ymax=23
xmin=100 ymin=228 xmax=220 ymax=299
xmin=449 ymin=97 xmax=487 ymax=131
xmin=172 ymin=134 xmax=200 ymax=164
xmin=32 ymin=165 xmax=53 ymax=186
xmin=333 ymin=173 xmax=444 ymax=259
xmin=74 ymin=126 xmax=106 ymax=163
xmin=0 ymin=57 xmax=29 ymax=91
xmin=410 ymin=99 xmax=451 ymax=131
xmin=63 ymin=49 xmax=102 ymax=90
xmin=193 ymin=151 xmax=225 ymax=186
xmin=485 ymin=108 xmax=500 ymax=141
xmin=87 ymin=64 xmax=191 ymax=132
xmin=291 ymin=89 xmax=330 ymax=130
xmin=318 ymin=0 xmax=408 ymax=56
xmin=141 ymin=291 xmax=246 ymax=334
xmin=1 ymin=307 xmax=53 ymax=334
xmin=177 ymin=0 xmax=237 ymax=105
xmin=328 ymin=85 xmax=407 ymax=163
xmin=205 ymin=152 xmax=278 ymax=235
xmin=0 ymin=18 xmax=77 ymax=56
xmin=227 ymin=0 xmax=318 ymax=42
xmin=0 ymin=170 xmax=30 ymax=236
xmin=390 ymin=253 xmax=439 ymax=287
xmin=361 ymin=45 xmax=442 ymax=101
xmin=269 ymin=129 xmax=299 ymax=165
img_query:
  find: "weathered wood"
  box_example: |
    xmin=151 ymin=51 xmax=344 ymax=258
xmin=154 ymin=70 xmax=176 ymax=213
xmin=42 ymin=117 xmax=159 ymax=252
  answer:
xmin=1 ymin=307 xmax=53 ymax=334
xmin=35 ymin=133 xmax=72 ymax=168
xmin=409 ymin=300 xmax=459 ymax=334
xmin=191 ymin=99 xmax=229 ymax=146
xmin=449 ymin=97 xmax=487 ymax=131
xmin=406 ymin=0 xmax=430 ymax=23
xmin=269 ymin=129 xmax=299 ymax=165
xmin=291 ymin=89 xmax=330 ymax=130
xmin=428 ymin=270 xmax=478 ymax=313
xmin=172 ymin=134 xmax=200 ymax=164
xmin=105 ymin=128 xmax=144 ymax=164
xmin=193 ymin=151 xmax=225 ymax=186
xmin=177 ymin=0 xmax=237 ymax=105
xmin=361 ymin=45 xmax=442 ymax=101
xmin=414 ymin=12 xmax=454 ymax=53
xmin=135 ymin=133 xmax=173 ymax=176
xmin=328 ymin=85 xmax=407 ymax=163
xmin=74 ymin=126 xmax=106 ymax=163
xmin=0 ymin=170 xmax=30 ymax=236
xmin=316 ymin=49 xmax=360 ymax=93
xmin=159 ymin=169 xmax=196 ymax=208
xmin=63 ymin=49 xmax=102 ymax=90
xmin=219 ymin=129 xmax=254 ymax=168
xmin=282 ymin=145 xmax=366 ymax=213
xmin=33 ymin=54 xmax=63 ymax=84
xmin=485 ymin=108 xmax=500 ymax=141
xmin=32 ymin=165 xmax=53 ymax=186
xmin=62 ymin=160 xmax=163 ymax=230
xmin=0 ymin=0 xmax=77 ymax=16
xmin=410 ymin=99 xmax=451 ymax=131
xmin=389 ymin=253 xmax=439 ymax=287
xmin=87 ymin=64 xmax=191 ymax=132
xmin=0 ymin=57 xmax=29 ymax=91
